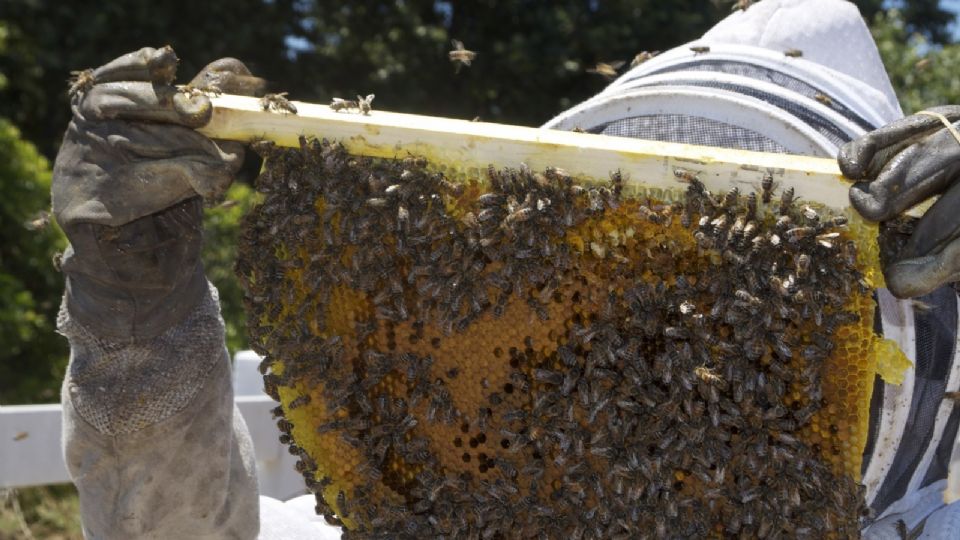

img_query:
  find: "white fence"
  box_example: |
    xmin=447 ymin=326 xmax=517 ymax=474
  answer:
xmin=0 ymin=351 xmax=306 ymax=500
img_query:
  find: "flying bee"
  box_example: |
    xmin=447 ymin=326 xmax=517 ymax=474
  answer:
xmin=814 ymin=92 xmax=834 ymax=106
xmin=630 ymin=50 xmax=660 ymax=68
xmin=261 ymin=92 xmax=298 ymax=114
xmin=449 ymin=39 xmax=477 ymax=72
xmin=586 ymin=60 xmax=625 ymax=80
xmin=690 ymin=45 xmax=711 ymax=54
xmin=24 ymin=210 xmax=51 ymax=231
xmin=732 ymin=0 xmax=756 ymax=11
xmin=68 ymin=68 xmax=95 ymax=97
xmin=784 ymin=48 xmax=803 ymax=57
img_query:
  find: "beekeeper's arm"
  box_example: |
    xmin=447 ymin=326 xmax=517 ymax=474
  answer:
xmin=52 ymin=47 xmax=265 ymax=539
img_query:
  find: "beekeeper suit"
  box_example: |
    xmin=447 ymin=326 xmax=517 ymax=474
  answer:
xmin=544 ymin=1 xmax=960 ymax=536
xmin=53 ymin=1 xmax=959 ymax=539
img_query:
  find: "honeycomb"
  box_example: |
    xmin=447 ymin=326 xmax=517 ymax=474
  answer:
xmin=237 ymin=138 xmax=911 ymax=539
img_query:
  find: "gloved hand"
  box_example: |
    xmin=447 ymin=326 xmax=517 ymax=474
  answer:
xmin=52 ymin=46 xmax=265 ymax=340
xmin=839 ymin=106 xmax=960 ymax=299
xmin=53 ymin=47 xmax=269 ymax=540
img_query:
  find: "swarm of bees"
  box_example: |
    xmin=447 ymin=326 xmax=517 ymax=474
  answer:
xmin=238 ymin=139 xmax=901 ymax=538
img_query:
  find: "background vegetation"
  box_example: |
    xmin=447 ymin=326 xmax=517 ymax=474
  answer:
xmin=1 ymin=1 xmax=959 ymax=537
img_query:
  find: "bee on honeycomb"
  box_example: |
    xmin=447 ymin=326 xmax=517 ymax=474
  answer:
xmin=237 ymin=137 xmax=908 ymax=538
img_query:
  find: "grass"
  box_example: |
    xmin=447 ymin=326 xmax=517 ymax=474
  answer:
xmin=0 ymin=485 xmax=81 ymax=540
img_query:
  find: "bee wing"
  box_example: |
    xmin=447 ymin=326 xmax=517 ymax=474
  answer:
xmin=451 ymin=39 xmax=464 ymax=51
xmin=608 ymin=60 xmax=626 ymax=70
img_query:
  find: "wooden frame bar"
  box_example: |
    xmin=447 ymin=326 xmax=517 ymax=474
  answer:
xmin=199 ymin=94 xmax=868 ymax=213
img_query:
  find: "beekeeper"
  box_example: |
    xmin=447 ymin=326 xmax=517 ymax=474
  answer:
xmin=52 ymin=0 xmax=958 ymax=538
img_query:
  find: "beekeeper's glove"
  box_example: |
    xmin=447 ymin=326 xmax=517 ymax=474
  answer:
xmin=52 ymin=46 xmax=267 ymax=539
xmin=840 ymin=106 xmax=960 ymax=298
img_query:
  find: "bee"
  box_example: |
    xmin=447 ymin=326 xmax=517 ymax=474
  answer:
xmin=800 ymin=205 xmax=819 ymax=223
xmin=449 ymin=39 xmax=477 ymax=72
xmin=664 ymin=326 xmax=689 ymax=340
xmin=260 ymin=92 xmax=298 ymax=114
xmin=820 ymin=215 xmax=848 ymax=229
xmin=761 ymin=173 xmax=775 ymax=203
xmin=695 ymin=365 xmax=723 ymax=385
xmin=796 ymin=254 xmax=811 ymax=279
xmin=915 ymin=58 xmax=932 ymax=71
xmin=177 ymin=83 xmax=222 ymax=98
xmin=586 ymin=60 xmax=625 ymax=80
xmin=784 ymin=48 xmax=803 ymax=58
xmin=24 ymin=210 xmax=51 ymax=231
xmin=816 ymin=231 xmax=840 ymax=248
xmin=630 ymin=50 xmax=660 ymax=68
xmin=68 ymin=68 xmax=95 ymax=98
xmin=288 ymin=394 xmax=312 ymax=409
xmin=690 ymin=45 xmax=710 ymax=54
xmin=638 ymin=205 xmax=664 ymax=224
xmin=671 ymin=166 xmax=701 ymax=182
xmin=732 ymin=0 xmax=755 ymax=11
xmin=735 ymin=289 xmax=762 ymax=308
xmin=814 ymin=92 xmax=833 ymax=106
xmin=721 ymin=188 xmax=740 ymax=210
xmin=330 ymin=97 xmax=359 ymax=112
xmin=779 ymin=186 xmax=796 ymax=215
xmin=743 ymin=191 xmax=758 ymax=219
xmin=357 ymin=93 xmax=375 ymax=115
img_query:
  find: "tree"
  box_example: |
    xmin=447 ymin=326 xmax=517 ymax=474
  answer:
xmin=0 ymin=23 xmax=68 ymax=404
xmin=871 ymin=9 xmax=960 ymax=114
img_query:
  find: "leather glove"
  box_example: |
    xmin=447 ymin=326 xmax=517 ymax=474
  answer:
xmin=839 ymin=106 xmax=960 ymax=299
xmin=52 ymin=46 xmax=265 ymax=340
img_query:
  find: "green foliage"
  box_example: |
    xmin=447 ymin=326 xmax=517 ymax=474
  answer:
xmin=202 ymin=183 xmax=261 ymax=353
xmin=1 ymin=485 xmax=82 ymax=539
xmin=0 ymin=114 xmax=67 ymax=404
xmin=872 ymin=9 xmax=960 ymax=114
